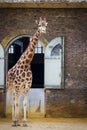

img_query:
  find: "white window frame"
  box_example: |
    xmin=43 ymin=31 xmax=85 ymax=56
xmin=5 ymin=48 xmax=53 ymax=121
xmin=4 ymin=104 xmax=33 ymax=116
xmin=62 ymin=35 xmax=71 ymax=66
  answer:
xmin=0 ymin=44 xmax=5 ymax=88
xmin=44 ymin=37 xmax=64 ymax=89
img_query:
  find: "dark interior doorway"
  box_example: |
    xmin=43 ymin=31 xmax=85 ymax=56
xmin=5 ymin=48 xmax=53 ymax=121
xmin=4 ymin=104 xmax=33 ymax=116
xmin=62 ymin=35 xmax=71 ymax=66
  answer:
xmin=8 ymin=36 xmax=44 ymax=89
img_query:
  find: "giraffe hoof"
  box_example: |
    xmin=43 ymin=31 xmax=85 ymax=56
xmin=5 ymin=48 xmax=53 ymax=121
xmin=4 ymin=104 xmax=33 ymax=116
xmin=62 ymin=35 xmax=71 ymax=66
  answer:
xmin=12 ymin=121 xmax=21 ymax=127
xmin=23 ymin=123 xmax=28 ymax=127
xmin=17 ymin=123 xmax=21 ymax=126
xmin=12 ymin=123 xmax=17 ymax=127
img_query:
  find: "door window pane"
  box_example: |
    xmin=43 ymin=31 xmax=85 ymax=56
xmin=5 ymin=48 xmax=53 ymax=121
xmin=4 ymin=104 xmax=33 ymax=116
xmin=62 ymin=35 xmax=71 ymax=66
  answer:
xmin=45 ymin=37 xmax=64 ymax=89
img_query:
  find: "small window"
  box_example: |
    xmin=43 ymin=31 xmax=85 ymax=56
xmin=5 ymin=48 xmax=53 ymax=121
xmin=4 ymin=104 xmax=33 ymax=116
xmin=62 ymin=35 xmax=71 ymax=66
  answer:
xmin=9 ymin=45 xmax=14 ymax=54
xmin=30 ymin=37 xmax=44 ymax=54
xmin=51 ymin=44 xmax=61 ymax=56
xmin=35 ymin=42 xmax=44 ymax=54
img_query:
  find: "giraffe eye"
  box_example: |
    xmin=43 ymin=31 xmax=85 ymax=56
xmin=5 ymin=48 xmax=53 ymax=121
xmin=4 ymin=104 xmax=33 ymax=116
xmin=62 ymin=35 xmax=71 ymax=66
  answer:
xmin=38 ymin=24 xmax=41 ymax=27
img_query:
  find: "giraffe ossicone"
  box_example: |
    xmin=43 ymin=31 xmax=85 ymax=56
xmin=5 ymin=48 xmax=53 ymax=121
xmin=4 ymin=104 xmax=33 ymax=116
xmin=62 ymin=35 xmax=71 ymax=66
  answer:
xmin=6 ymin=17 xmax=48 ymax=126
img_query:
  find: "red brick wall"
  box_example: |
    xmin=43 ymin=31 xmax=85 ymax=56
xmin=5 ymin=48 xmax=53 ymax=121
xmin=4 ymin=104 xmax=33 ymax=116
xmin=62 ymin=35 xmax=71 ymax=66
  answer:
xmin=0 ymin=8 xmax=87 ymax=117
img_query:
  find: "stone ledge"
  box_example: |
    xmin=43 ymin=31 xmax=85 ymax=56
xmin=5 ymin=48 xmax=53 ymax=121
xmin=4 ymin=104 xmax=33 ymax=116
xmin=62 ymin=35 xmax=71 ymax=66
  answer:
xmin=0 ymin=2 xmax=87 ymax=8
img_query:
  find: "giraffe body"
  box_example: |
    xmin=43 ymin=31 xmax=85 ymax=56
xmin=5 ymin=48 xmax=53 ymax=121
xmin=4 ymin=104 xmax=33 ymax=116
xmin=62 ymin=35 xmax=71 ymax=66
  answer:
xmin=6 ymin=17 xmax=47 ymax=126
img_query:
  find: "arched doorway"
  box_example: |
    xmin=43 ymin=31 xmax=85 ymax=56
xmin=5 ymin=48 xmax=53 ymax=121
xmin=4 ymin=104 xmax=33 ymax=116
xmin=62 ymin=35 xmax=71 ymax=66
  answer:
xmin=6 ymin=35 xmax=45 ymax=117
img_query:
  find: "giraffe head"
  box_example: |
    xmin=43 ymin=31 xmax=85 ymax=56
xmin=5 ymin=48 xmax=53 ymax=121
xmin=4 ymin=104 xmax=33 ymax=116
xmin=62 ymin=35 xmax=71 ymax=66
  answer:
xmin=36 ymin=17 xmax=48 ymax=34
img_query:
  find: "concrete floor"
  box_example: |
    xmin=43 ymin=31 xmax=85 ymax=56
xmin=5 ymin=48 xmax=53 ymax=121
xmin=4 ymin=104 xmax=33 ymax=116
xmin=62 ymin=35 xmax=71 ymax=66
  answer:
xmin=0 ymin=118 xmax=87 ymax=130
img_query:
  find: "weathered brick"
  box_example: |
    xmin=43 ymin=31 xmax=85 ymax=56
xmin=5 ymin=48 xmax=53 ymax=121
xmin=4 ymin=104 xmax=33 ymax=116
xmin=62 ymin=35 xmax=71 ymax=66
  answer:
xmin=0 ymin=8 xmax=87 ymax=117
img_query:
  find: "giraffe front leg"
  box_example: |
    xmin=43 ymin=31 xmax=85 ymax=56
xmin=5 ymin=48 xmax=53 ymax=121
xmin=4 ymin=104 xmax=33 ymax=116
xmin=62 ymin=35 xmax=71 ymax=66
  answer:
xmin=23 ymin=94 xmax=28 ymax=127
xmin=9 ymin=91 xmax=16 ymax=126
xmin=14 ymin=95 xmax=21 ymax=126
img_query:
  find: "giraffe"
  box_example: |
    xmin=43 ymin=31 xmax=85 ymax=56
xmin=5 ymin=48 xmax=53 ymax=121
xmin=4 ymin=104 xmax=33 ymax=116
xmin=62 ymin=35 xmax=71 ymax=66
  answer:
xmin=6 ymin=17 xmax=48 ymax=127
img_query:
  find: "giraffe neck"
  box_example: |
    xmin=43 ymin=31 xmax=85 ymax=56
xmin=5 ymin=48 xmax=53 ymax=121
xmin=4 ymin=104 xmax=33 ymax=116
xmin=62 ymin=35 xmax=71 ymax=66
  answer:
xmin=17 ymin=29 xmax=41 ymax=68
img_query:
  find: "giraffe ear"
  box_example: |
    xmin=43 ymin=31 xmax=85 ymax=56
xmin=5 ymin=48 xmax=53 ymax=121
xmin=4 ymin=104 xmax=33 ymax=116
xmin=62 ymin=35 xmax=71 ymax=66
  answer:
xmin=46 ymin=21 xmax=48 ymax=26
xmin=44 ymin=17 xmax=46 ymax=21
xmin=40 ymin=17 xmax=42 ymax=22
xmin=44 ymin=17 xmax=48 ymax=26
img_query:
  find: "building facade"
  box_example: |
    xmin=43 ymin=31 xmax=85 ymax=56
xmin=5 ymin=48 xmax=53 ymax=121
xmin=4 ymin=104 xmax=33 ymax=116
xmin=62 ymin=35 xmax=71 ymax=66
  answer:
xmin=0 ymin=1 xmax=87 ymax=118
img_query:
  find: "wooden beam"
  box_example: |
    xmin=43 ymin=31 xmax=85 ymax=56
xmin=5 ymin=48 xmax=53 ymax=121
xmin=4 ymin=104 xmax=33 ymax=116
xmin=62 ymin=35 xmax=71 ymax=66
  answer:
xmin=0 ymin=2 xmax=87 ymax=8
